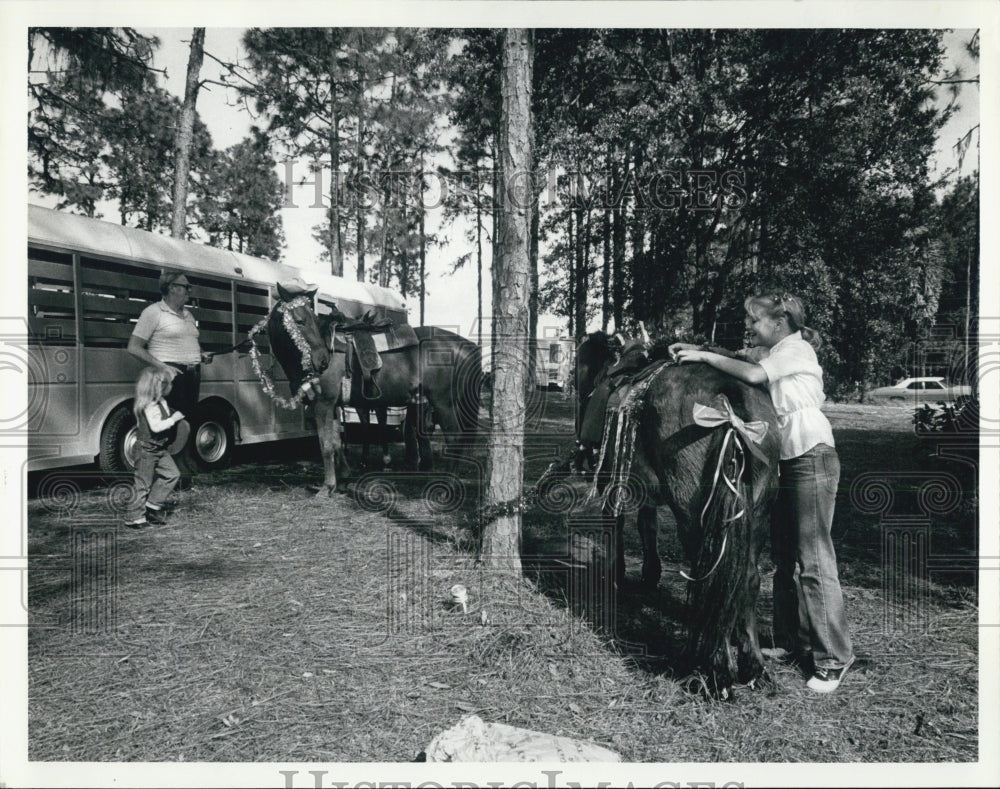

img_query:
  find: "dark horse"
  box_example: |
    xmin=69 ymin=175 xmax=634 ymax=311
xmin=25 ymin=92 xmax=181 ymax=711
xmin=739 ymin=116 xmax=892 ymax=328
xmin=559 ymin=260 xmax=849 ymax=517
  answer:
xmin=265 ymin=283 xmax=482 ymax=495
xmin=575 ymin=332 xmax=780 ymax=698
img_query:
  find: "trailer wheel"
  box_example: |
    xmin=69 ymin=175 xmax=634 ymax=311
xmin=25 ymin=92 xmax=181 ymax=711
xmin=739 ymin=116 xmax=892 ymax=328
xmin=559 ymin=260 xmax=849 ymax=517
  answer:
xmin=192 ymin=404 xmax=235 ymax=470
xmin=99 ymin=404 xmax=139 ymax=473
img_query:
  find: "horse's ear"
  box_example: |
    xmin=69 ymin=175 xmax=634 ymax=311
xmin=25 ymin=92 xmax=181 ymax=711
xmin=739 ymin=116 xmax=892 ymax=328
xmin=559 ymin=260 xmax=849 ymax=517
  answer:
xmin=276 ymin=282 xmax=291 ymax=302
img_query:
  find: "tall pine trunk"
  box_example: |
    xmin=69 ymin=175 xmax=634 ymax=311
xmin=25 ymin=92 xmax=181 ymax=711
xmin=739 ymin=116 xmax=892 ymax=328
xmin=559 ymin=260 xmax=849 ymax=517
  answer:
xmin=476 ymin=168 xmax=484 ymax=349
xmin=573 ymin=172 xmax=587 ymax=342
xmin=601 ymin=208 xmax=611 ymax=332
xmin=328 ymin=62 xmax=343 ymax=276
xmin=419 ymin=162 xmax=426 ymax=326
xmin=170 ymin=28 xmax=204 ymax=238
xmin=481 ymin=28 xmax=532 ymax=573
xmin=612 ymin=157 xmax=627 ymax=332
xmin=355 ymin=38 xmax=366 ymax=282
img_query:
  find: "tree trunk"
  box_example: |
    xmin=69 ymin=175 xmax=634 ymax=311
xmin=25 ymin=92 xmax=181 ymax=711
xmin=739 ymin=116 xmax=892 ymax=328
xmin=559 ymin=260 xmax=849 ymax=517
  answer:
xmin=476 ymin=169 xmax=484 ymax=349
xmin=528 ymin=176 xmax=540 ymax=387
xmin=573 ymin=172 xmax=587 ymax=342
xmin=481 ymin=28 xmax=533 ymax=574
xmin=612 ymin=158 xmax=626 ymax=332
xmin=170 ymin=28 xmax=205 ymax=239
xmin=419 ymin=165 xmax=426 ymax=326
xmin=356 ymin=40 xmax=366 ymax=282
xmin=328 ymin=63 xmax=343 ymax=276
xmin=601 ymin=208 xmax=611 ymax=332
xmin=567 ymin=210 xmax=575 ymax=339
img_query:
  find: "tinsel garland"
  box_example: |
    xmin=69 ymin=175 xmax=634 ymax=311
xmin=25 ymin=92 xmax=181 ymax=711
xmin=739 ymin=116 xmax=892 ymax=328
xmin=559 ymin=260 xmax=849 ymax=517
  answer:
xmin=247 ymin=296 xmax=323 ymax=410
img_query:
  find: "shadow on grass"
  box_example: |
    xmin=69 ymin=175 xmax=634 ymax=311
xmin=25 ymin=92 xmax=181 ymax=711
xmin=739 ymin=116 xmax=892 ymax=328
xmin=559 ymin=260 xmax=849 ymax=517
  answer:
xmin=833 ymin=427 xmax=978 ymax=593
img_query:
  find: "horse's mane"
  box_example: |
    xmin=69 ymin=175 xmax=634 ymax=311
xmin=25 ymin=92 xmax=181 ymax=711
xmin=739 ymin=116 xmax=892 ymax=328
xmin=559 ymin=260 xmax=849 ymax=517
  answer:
xmin=577 ymin=331 xmax=615 ymax=371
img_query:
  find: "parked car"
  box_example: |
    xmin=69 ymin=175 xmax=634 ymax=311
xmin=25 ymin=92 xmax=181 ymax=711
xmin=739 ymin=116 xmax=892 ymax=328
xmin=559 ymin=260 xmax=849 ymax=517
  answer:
xmin=865 ymin=376 xmax=972 ymax=404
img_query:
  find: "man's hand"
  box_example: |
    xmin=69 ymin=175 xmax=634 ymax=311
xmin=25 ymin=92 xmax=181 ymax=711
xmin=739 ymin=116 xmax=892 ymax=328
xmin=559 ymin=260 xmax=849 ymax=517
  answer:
xmin=201 ymin=352 xmax=215 ymax=365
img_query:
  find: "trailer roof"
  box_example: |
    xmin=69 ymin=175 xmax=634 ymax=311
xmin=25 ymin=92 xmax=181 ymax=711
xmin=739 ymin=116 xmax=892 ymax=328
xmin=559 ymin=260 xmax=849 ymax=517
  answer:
xmin=28 ymin=204 xmax=406 ymax=312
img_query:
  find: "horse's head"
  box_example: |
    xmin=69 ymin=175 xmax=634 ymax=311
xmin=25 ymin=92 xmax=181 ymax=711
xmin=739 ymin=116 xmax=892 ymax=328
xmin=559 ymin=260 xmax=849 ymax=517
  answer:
xmin=268 ymin=282 xmax=331 ymax=391
xmin=576 ymin=332 xmax=615 ymax=402
xmin=574 ymin=331 xmax=617 ymax=438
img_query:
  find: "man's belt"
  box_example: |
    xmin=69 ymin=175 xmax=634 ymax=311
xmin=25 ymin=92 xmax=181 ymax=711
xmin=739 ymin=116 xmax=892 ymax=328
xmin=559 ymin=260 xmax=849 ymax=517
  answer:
xmin=166 ymin=362 xmax=200 ymax=373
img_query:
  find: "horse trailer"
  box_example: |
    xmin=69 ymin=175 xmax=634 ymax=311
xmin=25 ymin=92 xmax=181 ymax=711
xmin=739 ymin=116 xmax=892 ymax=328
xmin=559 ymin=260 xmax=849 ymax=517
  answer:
xmin=27 ymin=204 xmax=408 ymax=473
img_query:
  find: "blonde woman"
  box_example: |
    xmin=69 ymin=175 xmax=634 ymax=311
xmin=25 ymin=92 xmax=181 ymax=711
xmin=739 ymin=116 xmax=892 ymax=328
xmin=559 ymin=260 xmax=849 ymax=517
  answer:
xmin=125 ymin=367 xmax=187 ymax=528
xmin=673 ymin=293 xmax=854 ymax=693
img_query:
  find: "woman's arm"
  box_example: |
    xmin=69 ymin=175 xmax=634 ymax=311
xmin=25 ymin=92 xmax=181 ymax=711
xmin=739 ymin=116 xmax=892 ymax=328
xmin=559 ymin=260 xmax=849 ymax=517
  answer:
xmin=668 ymin=341 xmax=738 ymax=359
xmin=675 ymin=349 xmax=768 ymax=385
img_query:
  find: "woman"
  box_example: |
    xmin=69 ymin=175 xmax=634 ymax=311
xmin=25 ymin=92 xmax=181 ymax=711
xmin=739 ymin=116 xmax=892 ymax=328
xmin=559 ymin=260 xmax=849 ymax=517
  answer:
xmin=671 ymin=293 xmax=854 ymax=693
xmin=128 ymin=271 xmax=213 ymax=476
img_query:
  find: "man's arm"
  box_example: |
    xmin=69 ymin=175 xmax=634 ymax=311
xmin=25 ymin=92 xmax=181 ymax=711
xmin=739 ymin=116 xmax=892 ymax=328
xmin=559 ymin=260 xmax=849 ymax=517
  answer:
xmin=127 ymin=335 xmax=178 ymax=380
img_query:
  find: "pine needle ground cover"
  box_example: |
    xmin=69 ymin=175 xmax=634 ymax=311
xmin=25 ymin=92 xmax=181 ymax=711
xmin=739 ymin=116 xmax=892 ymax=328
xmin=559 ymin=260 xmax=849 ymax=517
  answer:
xmin=26 ymin=398 xmax=979 ymax=763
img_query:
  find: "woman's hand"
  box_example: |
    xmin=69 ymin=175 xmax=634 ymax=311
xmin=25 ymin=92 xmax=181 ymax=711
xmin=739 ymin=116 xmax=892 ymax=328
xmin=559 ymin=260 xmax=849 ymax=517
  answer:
xmin=668 ymin=342 xmax=699 ymax=359
xmin=675 ymin=348 xmax=712 ymax=364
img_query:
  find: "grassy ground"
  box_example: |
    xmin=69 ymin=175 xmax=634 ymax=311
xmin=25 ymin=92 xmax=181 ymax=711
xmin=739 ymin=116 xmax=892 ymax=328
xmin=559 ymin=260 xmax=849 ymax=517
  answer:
xmin=26 ymin=394 xmax=979 ymax=762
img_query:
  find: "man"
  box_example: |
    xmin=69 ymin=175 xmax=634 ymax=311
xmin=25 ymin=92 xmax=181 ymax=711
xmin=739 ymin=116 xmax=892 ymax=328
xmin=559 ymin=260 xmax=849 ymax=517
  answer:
xmin=128 ymin=271 xmax=213 ymax=480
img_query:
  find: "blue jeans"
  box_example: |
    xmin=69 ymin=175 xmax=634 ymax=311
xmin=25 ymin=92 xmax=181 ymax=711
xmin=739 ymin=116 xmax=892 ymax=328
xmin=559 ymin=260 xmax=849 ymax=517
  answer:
xmin=128 ymin=449 xmax=180 ymax=521
xmin=771 ymin=443 xmax=853 ymax=669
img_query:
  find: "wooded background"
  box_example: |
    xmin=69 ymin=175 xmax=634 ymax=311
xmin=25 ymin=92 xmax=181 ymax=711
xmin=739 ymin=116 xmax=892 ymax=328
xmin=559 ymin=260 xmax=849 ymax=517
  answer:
xmin=28 ymin=27 xmax=980 ymax=397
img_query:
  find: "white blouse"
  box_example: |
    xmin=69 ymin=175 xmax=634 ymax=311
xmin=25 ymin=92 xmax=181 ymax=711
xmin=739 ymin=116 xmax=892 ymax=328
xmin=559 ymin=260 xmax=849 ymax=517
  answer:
xmin=756 ymin=332 xmax=836 ymax=460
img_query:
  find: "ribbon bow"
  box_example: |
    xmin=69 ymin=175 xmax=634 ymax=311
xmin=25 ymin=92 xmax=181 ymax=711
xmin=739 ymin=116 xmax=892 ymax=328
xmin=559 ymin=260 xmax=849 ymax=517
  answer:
xmin=693 ymin=395 xmax=772 ymax=468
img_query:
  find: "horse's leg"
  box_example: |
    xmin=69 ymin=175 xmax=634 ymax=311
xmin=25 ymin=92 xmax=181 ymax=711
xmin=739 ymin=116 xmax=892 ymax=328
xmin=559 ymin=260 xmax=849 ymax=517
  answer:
xmin=602 ymin=503 xmax=627 ymax=589
xmin=637 ymin=503 xmax=661 ymax=590
xmin=313 ymin=400 xmax=341 ymax=497
xmin=358 ymin=406 xmax=371 ymax=469
xmin=403 ymin=403 xmax=419 ymax=470
xmin=416 ymin=397 xmax=434 ymax=471
xmin=377 ymin=406 xmax=391 ymax=469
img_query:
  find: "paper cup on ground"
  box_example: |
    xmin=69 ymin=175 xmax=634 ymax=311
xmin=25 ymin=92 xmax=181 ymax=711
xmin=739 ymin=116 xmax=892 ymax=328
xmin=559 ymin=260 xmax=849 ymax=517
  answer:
xmin=450 ymin=584 xmax=468 ymax=613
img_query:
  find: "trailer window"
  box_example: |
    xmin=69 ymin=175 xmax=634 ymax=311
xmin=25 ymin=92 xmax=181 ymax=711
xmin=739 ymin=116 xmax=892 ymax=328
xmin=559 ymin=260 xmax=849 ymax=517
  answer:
xmin=28 ymin=246 xmax=75 ymax=345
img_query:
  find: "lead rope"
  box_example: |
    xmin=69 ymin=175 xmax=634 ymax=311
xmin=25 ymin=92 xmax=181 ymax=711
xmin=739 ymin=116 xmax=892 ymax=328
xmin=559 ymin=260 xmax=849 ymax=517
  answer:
xmin=680 ymin=427 xmax=747 ymax=582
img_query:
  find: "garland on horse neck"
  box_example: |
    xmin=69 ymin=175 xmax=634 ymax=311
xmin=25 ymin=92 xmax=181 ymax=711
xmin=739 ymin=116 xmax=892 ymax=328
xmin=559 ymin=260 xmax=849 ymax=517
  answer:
xmin=247 ymin=295 xmax=323 ymax=410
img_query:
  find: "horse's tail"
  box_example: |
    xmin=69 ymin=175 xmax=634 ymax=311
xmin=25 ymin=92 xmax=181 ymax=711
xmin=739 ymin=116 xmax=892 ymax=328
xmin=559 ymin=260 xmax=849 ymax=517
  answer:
xmin=685 ymin=425 xmax=758 ymax=696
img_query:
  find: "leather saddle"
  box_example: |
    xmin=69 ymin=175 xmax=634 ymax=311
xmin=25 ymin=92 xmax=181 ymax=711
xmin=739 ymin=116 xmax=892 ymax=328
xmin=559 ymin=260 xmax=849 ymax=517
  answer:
xmin=578 ymin=344 xmax=659 ymax=447
xmin=326 ymin=310 xmax=419 ymax=400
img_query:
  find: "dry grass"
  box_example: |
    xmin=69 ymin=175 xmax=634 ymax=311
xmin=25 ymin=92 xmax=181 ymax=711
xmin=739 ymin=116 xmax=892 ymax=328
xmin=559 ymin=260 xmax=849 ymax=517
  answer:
xmin=26 ymin=397 xmax=979 ymax=762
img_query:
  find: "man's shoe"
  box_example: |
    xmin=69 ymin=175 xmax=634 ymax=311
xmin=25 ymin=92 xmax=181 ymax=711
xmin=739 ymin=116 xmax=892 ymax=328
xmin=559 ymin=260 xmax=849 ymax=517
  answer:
xmin=807 ymin=656 xmax=855 ymax=693
xmin=145 ymin=507 xmax=168 ymax=525
xmin=125 ymin=517 xmax=147 ymax=529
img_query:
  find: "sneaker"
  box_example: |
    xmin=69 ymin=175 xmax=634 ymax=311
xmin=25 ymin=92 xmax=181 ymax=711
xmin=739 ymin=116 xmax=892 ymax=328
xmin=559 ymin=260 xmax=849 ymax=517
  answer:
xmin=125 ymin=517 xmax=147 ymax=529
xmin=145 ymin=507 xmax=168 ymax=525
xmin=807 ymin=656 xmax=855 ymax=693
